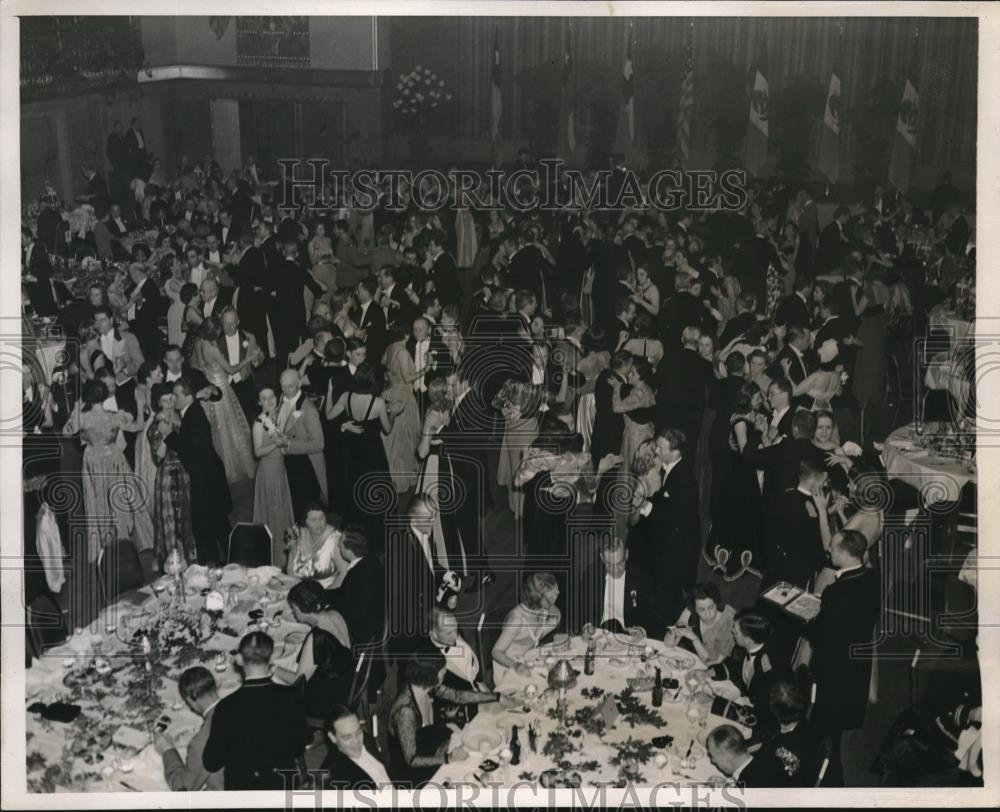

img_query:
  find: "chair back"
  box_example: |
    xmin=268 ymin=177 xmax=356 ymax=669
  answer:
xmin=26 ymin=593 xmax=68 ymax=663
xmin=228 ymin=523 xmax=273 ymax=567
xmin=97 ymin=538 xmax=145 ymax=604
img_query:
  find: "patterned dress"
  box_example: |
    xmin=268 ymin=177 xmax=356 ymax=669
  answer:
xmin=147 ymin=417 xmax=196 ymax=566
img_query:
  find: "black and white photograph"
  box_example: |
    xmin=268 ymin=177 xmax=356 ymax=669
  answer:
xmin=1 ymin=2 xmax=996 ymax=808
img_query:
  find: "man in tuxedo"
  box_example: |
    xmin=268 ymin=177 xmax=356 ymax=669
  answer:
xmin=320 ymin=706 xmax=391 ymax=790
xmin=423 ymin=230 xmax=461 ymax=308
xmin=81 ymin=162 xmax=110 ymax=218
xmin=203 ymin=632 xmax=309 ymax=790
xmin=215 ymin=208 xmax=236 ymax=250
xmin=771 ymin=325 xmax=814 ymax=409
xmin=124 ymin=117 xmax=147 ymax=181
xmin=816 ymin=206 xmax=851 ymax=273
xmin=199 ymin=277 xmax=232 ymax=324
xmin=429 ymin=606 xmax=489 ymax=692
xmin=22 ymin=228 xmax=66 ymax=318
xmin=107 ymin=203 xmax=131 ymax=240
xmin=270 ymin=241 xmax=326 ymax=366
xmin=573 ymin=536 xmax=667 ymax=639
xmin=718 ymin=293 xmax=760 ymax=349
xmin=165 ymin=377 xmax=232 ymax=564
xmin=408 ymin=317 xmax=445 ymax=417
xmin=106 ymin=120 xmax=128 ymax=203
xmin=218 ymin=308 xmax=263 ymax=425
xmin=655 ymin=326 xmax=713 ymax=455
xmin=230 ymin=233 xmax=270 ymax=350
xmin=762 ymin=458 xmax=828 ymax=594
xmin=802 ymin=530 xmax=881 ymax=784
xmin=84 ymin=307 xmax=144 ymax=381
xmin=161 ymin=344 xmax=218 ymax=397
xmin=274 ymin=370 xmax=327 ymax=518
xmin=506 ymin=230 xmax=550 ymax=308
xmin=707 ymin=725 xmax=783 ymax=787
xmin=94 ymin=367 xmax=140 ymax=468
xmin=765 ymin=378 xmax=795 ymax=441
xmin=328 ymin=528 xmax=385 ymax=648
xmin=376 ymin=265 xmax=413 ymax=332
xmin=732 ymin=215 xmax=782 ymax=308
xmin=153 ymin=667 xmax=225 ymax=791
xmin=660 ymin=273 xmax=715 ymax=346
xmin=124 ymin=262 xmax=165 ymax=361
xmin=774 ymin=276 xmax=814 ymax=330
xmin=591 ymin=350 xmax=633 ymax=467
xmin=389 ymin=495 xmax=448 ymax=653
xmin=185 ymin=245 xmax=211 ymax=290
xmin=710 ymin=610 xmax=791 ymax=742
xmin=353 ymin=278 xmax=388 ymax=366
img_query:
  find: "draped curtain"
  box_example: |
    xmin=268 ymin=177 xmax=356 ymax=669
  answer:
xmin=388 ymin=16 xmax=976 ymax=171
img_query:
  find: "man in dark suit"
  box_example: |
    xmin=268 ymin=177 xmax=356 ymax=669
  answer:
xmin=376 ymin=265 xmax=414 ymax=332
xmin=711 ymin=610 xmax=791 ymax=742
xmin=124 ymin=262 xmax=165 ymax=361
xmin=230 ymin=235 xmax=270 ymax=350
xmin=22 ymin=228 xmax=66 ymax=317
xmin=328 ymin=528 xmax=385 ymax=648
xmin=771 ymin=325 xmax=814 ymax=409
xmin=124 ymin=117 xmax=148 ymax=181
xmin=198 ymin=277 xmax=233 ymax=325
xmin=165 ymin=378 xmax=232 ymax=564
xmin=591 ymin=350 xmax=633 ymax=467
xmin=774 ymin=276 xmax=814 ymax=330
xmin=744 ymin=407 xmax=824 ymax=520
xmin=218 ymin=308 xmax=264 ymax=426
xmin=203 ymin=632 xmax=309 ymax=790
xmin=406 ymin=317 xmax=448 ymax=416
xmin=707 ymin=724 xmax=784 ymax=787
xmin=655 ymin=326 xmax=713 ymax=455
xmin=353 ymin=278 xmax=388 ymax=367
xmin=802 ymin=530 xmax=881 ymax=785
xmin=81 ymin=163 xmax=110 ymax=218
xmin=816 ymin=206 xmax=851 ymax=273
xmin=154 ymin=666 xmax=225 ymax=791
xmin=762 ymin=458 xmax=829 ymax=593
xmin=422 ymin=230 xmax=461 ymax=309
xmin=270 ymin=241 xmax=326 ymax=367
xmin=388 ymin=495 xmax=449 ymax=653
xmin=732 ymin=216 xmax=782 ymax=307
xmin=718 ymin=293 xmax=760 ymax=348
xmin=321 ymin=706 xmax=392 ymax=789
xmin=572 ymin=536 xmax=668 ymax=639
xmin=161 ymin=345 xmax=220 ymax=399
xmin=506 ymin=231 xmax=550 ymax=308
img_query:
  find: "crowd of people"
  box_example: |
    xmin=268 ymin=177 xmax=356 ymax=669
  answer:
xmin=20 ymin=137 xmax=981 ymax=790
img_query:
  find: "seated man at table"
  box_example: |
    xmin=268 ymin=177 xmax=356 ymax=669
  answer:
xmin=573 ymin=536 xmax=667 ymax=639
xmin=710 ymin=609 xmax=791 ymax=742
xmin=321 ymin=705 xmax=393 ymax=790
xmin=424 ymin=606 xmax=492 ymax=728
xmin=757 ymin=680 xmax=819 ymax=787
xmin=153 ymin=666 xmax=225 ymax=791
xmin=202 ymin=631 xmax=310 ymax=790
xmin=707 ymin=724 xmax=782 ymax=787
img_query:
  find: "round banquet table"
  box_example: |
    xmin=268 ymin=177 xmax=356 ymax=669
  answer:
xmin=929 ymin=305 xmax=974 ymax=341
xmin=882 ymin=424 xmax=977 ymax=506
xmin=24 ymin=564 xmax=308 ymax=793
xmin=924 ymin=350 xmax=974 ymax=415
xmin=431 ymin=631 xmax=747 ymax=789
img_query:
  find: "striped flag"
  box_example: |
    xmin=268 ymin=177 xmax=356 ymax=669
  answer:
xmin=490 ymin=27 xmax=502 ymax=143
xmin=745 ymin=29 xmax=769 ymax=177
xmin=817 ymin=35 xmax=843 ymax=185
xmin=888 ymin=39 xmax=920 ymax=194
xmin=676 ymin=27 xmax=694 ymax=167
xmin=558 ymin=31 xmax=576 ymax=159
xmin=614 ymin=27 xmax=636 ymax=157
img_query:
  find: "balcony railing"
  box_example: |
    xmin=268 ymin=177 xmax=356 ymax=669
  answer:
xmin=20 ymin=16 xmax=144 ymax=99
xmin=236 ymin=17 xmax=310 ymax=69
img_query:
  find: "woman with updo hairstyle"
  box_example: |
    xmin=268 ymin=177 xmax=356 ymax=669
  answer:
xmin=491 ymin=572 xmax=561 ymax=684
xmin=272 ymin=579 xmax=355 ymax=734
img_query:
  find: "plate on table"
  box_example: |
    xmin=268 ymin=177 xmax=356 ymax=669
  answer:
xmin=664 ymin=651 xmax=696 ymax=671
xmin=462 ymin=729 xmax=502 ymax=754
xmin=539 ymin=768 xmax=582 ymax=788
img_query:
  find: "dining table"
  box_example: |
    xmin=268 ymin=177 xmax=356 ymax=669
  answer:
xmin=431 ymin=630 xmax=749 ymax=789
xmin=23 ymin=564 xmax=308 ymax=793
xmin=929 ymin=305 xmax=974 ymax=342
xmin=882 ymin=423 xmax=977 ymax=506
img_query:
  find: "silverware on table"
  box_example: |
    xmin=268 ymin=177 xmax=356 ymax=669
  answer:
xmin=118 ymin=780 xmax=139 ymax=791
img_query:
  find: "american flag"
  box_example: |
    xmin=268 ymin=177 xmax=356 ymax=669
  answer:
xmin=622 ymin=31 xmax=635 ymax=142
xmin=677 ymin=25 xmax=694 ymax=167
xmin=491 ymin=27 xmax=502 ymax=143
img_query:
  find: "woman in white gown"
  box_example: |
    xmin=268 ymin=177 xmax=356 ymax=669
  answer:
xmin=491 ymin=572 xmax=561 ymax=684
xmin=189 ymin=320 xmax=257 ymax=481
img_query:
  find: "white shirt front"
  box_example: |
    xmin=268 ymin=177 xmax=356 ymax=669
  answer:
xmin=99 ymin=330 xmax=116 ymax=362
xmin=743 ymin=642 xmax=764 ymax=686
xmin=413 ymin=339 xmax=430 ymax=392
xmin=349 ymin=747 xmax=392 ymax=786
xmin=190 ymin=264 xmax=207 ymax=289
xmin=770 ymin=406 xmax=790 ymax=429
xmin=435 ymin=635 xmax=482 ymax=689
xmin=412 ymin=527 xmax=433 ymax=569
xmin=202 ymin=297 xmax=218 ymax=318
xmin=133 ymin=129 xmax=144 ymax=149
xmin=113 ymin=217 xmax=127 ymax=233
xmin=359 ymin=300 xmax=371 ymax=324
xmin=277 ymin=396 xmax=297 ymax=431
xmin=601 ymin=571 xmax=626 ymax=629
xmin=207 ymin=249 xmax=222 ymax=265
xmin=102 ymin=394 xmax=119 ymax=412
xmin=225 ymin=332 xmax=242 ymax=383
xmin=166 ymin=368 xmax=183 ymax=383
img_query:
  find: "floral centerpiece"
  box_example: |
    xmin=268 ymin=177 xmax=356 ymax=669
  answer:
xmin=392 ymin=65 xmax=453 ymax=162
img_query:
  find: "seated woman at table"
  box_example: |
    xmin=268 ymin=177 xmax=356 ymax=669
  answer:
xmin=491 ymin=572 xmax=561 ymax=683
xmin=284 ymin=503 xmax=348 ymax=588
xmin=272 ymin=580 xmax=355 ymax=736
xmin=664 ymin=582 xmax=736 ymax=666
xmin=387 ymin=650 xmax=498 ymax=788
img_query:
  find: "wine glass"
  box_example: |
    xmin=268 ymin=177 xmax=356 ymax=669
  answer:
xmin=654 ymin=753 xmax=668 ymax=780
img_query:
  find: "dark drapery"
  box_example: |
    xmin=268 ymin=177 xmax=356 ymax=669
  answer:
xmin=388 ymin=16 xmax=976 ymax=171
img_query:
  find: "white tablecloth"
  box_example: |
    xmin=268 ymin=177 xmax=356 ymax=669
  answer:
xmin=924 ymin=350 xmax=973 ymax=414
xmin=431 ymin=632 xmax=745 ymax=788
xmin=882 ymin=424 xmax=976 ymax=506
xmin=24 ymin=565 xmax=305 ymax=793
xmin=930 ymin=306 xmax=974 ymax=340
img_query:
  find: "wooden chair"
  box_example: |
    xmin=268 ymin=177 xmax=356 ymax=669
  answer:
xmin=227 ymin=523 xmax=273 ymax=567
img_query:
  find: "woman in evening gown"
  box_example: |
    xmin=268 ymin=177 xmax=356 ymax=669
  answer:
xmin=381 ymin=331 xmax=422 ymax=493
xmin=252 ymin=386 xmax=296 ymax=566
xmin=147 ymin=385 xmax=197 ymax=567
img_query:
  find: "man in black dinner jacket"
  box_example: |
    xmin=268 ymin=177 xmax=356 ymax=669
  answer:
xmin=321 ymin=706 xmax=392 ymax=789
xmin=164 ymin=378 xmax=231 ymax=564
xmin=328 ymin=528 xmax=385 ymax=649
xmin=591 ymin=350 xmax=633 ymax=468
xmin=802 ymin=529 xmax=881 ymax=785
xmin=422 ymin=230 xmax=461 ymax=308
xmin=203 ymin=632 xmax=309 ymax=790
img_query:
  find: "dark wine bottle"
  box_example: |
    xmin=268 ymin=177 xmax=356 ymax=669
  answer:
xmin=584 ymin=639 xmax=596 ymax=675
xmin=509 ymin=725 xmax=521 ymax=765
xmin=652 ymin=667 xmax=664 ymax=707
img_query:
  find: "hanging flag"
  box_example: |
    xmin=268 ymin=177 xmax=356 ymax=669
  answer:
xmin=745 ymin=27 xmax=769 ymax=177
xmin=817 ymin=30 xmax=843 ymax=185
xmin=676 ymin=24 xmax=695 ymax=167
xmin=888 ymin=35 xmax=921 ymax=194
xmin=614 ymin=26 xmax=636 ymax=160
xmin=491 ymin=27 xmax=502 ymax=144
xmin=209 ymin=16 xmax=231 ymax=41
xmin=558 ymin=31 xmax=576 ymax=160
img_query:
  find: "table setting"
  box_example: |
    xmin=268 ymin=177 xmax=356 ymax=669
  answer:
xmin=883 ymin=422 xmax=977 ymax=506
xmin=23 ymin=561 xmax=307 ymax=793
xmin=431 ymin=629 xmax=748 ymax=789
